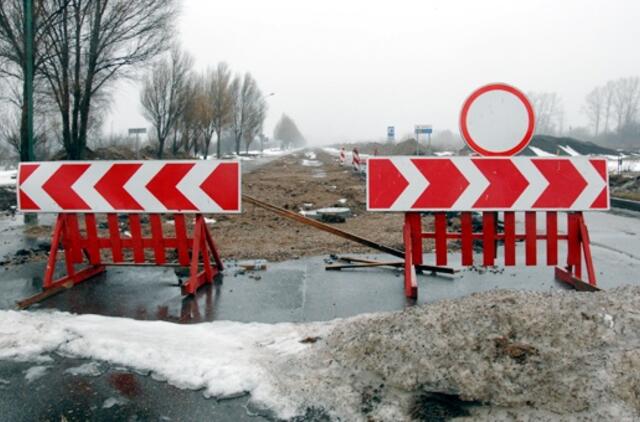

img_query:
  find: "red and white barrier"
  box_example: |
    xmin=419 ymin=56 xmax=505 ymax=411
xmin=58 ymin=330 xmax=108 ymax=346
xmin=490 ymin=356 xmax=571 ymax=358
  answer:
xmin=352 ymin=148 xmax=361 ymax=172
xmin=17 ymin=161 xmax=241 ymax=213
xmin=339 ymin=147 xmax=346 ymax=166
xmin=16 ymin=160 xmax=240 ymax=297
xmin=367 ymin=157 xmax=609 ymax=212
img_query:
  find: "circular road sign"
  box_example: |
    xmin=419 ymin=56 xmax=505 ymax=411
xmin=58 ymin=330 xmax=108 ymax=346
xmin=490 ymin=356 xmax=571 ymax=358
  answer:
xmin=459 ymin=83 xmax=535 ymax=156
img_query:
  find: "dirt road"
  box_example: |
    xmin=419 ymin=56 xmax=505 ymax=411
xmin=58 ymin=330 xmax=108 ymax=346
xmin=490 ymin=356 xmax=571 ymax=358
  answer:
xmin=214 ymin=149 xmax=433 ymax=261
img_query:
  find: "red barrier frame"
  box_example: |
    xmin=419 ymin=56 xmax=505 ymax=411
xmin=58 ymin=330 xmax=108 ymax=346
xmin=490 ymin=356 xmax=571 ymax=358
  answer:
xmin=44 ymin=213 xmax=223 ymax=295
xmin=402 ymin=211 xmax=597 ymax=298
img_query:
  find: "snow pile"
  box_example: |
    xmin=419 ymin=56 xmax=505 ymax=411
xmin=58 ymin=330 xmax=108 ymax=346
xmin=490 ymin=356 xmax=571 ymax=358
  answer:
xmin=310 ymin=286 xmax=640 ymax=420
xmin=2 ymin=287 xmax=640 ymax=420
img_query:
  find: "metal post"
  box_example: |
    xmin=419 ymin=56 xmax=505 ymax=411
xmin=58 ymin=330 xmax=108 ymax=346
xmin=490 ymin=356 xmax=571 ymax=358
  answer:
xmin=22 ymin=0 xmax=37 ymax=225
xmin=23 ymin=0 xmax=34 ymax=161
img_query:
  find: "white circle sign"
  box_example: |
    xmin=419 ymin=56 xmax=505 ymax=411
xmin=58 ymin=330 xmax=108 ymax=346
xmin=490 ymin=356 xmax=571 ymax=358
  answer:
xmin=459 ymin=83 xmax=535 ymax=156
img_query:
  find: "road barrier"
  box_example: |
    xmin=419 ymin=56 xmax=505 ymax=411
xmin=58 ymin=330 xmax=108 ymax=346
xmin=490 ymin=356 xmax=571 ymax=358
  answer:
xmin=17 ymin=160 xmax=240 ymax=295
xmin=352 ymin=148 xmax=361 ymax=172
xmin=339 ymin=147 xmax=346 ymax=166
xmin=368 ymin=156 xmax=609 ymax=298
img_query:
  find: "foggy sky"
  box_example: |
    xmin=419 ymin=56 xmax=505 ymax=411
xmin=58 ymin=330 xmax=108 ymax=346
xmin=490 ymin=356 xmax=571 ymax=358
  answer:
xmin=106 ymin=0 xmax=640 ymax=145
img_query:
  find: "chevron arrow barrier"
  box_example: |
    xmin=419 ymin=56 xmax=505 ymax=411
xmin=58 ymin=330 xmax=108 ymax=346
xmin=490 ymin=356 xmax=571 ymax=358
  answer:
xmin=367 ymin=157 xmax=609 ymax=212
xmin=17 ymin=160 xmax=241 ymax=213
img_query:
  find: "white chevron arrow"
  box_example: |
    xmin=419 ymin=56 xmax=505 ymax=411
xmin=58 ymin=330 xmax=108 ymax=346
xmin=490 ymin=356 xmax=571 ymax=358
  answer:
xmin=72 ymin=162 xmax=113 ymax=211
xmin=389 ymin=157 xmax=429 ymax=211
xmin=176 ymin=161 xmax=224 ymax=212
xmin=19 ymin=163 xmax=61 ymax=211
xmin=451 ymin=157 xmax=489 ymax=209
xmin=571 ymin=158 xmax=608 ymax=209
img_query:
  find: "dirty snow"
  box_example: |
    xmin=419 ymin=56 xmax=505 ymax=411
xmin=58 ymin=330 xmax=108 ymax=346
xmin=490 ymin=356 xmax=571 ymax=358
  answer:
xmin=2 ymin=287 xmax=640 ymax=420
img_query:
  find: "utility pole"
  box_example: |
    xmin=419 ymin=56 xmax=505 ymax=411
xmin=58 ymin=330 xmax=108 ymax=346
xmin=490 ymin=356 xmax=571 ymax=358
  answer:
xmin=22 ymin=0 xmax=35 ymax=162
xmin=23 ymin=0 xmax=36 ymax=225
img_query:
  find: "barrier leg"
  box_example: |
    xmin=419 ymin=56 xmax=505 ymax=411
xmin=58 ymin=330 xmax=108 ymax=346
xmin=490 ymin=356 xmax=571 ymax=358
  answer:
xmin=405 ymin=212 xmax=423 ymax=266
xmin=182 ymin=214 xmax=221 ymax=295
xmin=43 ymin=214 xmax=105 ymax=290
xmin=403 ymin=220 xmax=418 ymax=299
xmin=554 ymin=212 xmax=599 ymax=291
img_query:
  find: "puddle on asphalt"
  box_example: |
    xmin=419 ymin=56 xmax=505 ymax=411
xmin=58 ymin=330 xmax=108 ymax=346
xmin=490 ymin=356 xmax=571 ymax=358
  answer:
xmin=0 ymin=356 xmax=271 ymax=421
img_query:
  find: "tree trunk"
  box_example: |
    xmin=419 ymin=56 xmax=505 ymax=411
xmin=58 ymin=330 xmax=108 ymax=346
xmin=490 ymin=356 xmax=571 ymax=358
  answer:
xmin=157 ymin=127 xmax=165 ymax=158
xmin=215 ymin=127 xmax=222 ymax=158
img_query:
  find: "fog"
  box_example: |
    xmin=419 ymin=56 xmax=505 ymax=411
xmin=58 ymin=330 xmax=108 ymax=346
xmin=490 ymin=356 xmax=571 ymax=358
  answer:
xmin=106 ymin=0 xmax=640 ymax=145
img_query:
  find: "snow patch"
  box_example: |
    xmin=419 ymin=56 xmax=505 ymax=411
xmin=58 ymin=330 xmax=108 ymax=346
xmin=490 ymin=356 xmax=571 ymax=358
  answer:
xmin=558 ymin=145 xmax=581 ymax=156
xmin=102 ymin=397 xmax=128 ymax=409
xmin=24 ymin=365 xmax=49 ymax=383
xmin=0 ymin=169 xmax=17 ymax=187
xmin=65 ymin=362 xmax=103 ymax=377
xmin=528 ymin=146 xmax=556 ymax=157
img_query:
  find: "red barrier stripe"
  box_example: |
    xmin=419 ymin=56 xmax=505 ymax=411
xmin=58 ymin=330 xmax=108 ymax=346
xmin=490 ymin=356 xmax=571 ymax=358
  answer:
xmin=95 ymin=163 xmax=143 ymax=210
xmin=368 ymin=159 xmax=409 ymax=209
xmin=412 ymin=159 xmax=469 ymax=208
xmin=472 ymin=159 xmax=529 ymax=208
xmin=146 ymin=163 xmax=197 ymax=211
xmin=200 ymin=162 xmax=240 ymax=211
xmin=42 ymin=164 xmax=91 ymax=210
xmin=532 ymin=160 xmax=587 ymax=209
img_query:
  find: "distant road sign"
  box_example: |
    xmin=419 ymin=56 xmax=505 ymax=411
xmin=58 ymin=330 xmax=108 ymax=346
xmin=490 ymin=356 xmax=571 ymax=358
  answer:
xmin=460 ymin=83 xmax=535 ymax=156
xmin=387 ymin=126 xmax=395 ymax=141
xmin=367 ymin=156 xmax=609 ymax=212
xmin=415 ymin=125 xmax=432 ymax=135
xmin=128 ymin=128 xmax=147 ymax=135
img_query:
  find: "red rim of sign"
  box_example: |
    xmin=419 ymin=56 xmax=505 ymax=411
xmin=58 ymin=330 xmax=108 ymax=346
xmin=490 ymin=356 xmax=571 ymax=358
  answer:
xmin=459 ymin=83 xmax=535 ymax=156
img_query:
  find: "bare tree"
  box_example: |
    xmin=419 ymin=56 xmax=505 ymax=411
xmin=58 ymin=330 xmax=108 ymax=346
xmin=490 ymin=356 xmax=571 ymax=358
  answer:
xmin=602 ymin=80 xmax=616 ymax=133
xmin=584 ymin=86 xmax=605 ymax=137
xmin=0 ymin=0 xmax=70 ymax=161
xmin=177 ymin=76 xmax=201 ymax=156
xmin=36 ymin=0 xmax=176 ymax=159
xmin=528 ymin=92 xmax=564 ymax=135
xmin=612 ymin=77 xmax=640 ymax=131
xmin=208 ymin=63 xmax=233 ymax=158
xmin=140 ymin=46 xmax=193 ymax=158
xmin=230 ymin=72 xmax=267 ymax=154
xmin=192 ymin=74 xmax=216 ymax=158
